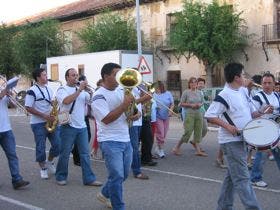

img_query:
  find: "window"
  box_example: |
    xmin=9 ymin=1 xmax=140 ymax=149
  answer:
xmin=276 ymin=2 xmax=280 ymax=38
xmin=50 ymin=64 xmax=59 ymax=81
xmin=63 ymin=30 xmax=73 ymax=55
xmin=166 ymin=13 xmax=179 ymax=36
xmin=167 ymin=71 xmax=181 ymax=91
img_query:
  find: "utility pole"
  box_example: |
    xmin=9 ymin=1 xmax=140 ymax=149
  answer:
xmin=136 ymin=0 xmax=142 ymax=61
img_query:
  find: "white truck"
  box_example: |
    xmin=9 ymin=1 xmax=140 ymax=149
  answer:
xmin=46 ymin=50 xmax=153 ymax=91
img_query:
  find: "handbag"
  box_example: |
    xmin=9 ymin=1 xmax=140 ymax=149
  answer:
xmin=58 ymin=111 xmax=71 ymax=125
xmin=58 ymin=99 xmax=76 ymax=125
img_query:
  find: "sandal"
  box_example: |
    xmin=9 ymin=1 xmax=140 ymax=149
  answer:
xmin=134 ymin=173 xmax=149 ymax=180
xmin=171 ymin=148 xmax=182 ymax=156
xmin=195 ymin=152 xmax=208 ymax=157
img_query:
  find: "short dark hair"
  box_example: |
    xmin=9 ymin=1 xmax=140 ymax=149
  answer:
xmin=252 ymin=74 xmax=262 ymax=85
xmin=224 ymin=63 xmax=244 ymax=83
xmin=65 ymin=68 xmax=75 ymax=81
xmin=101 ymin=63 xmax=121 ymax=79
xmin=197 ymin=78 xmax=205 ymax=84
xmin=262 ymin=72 xmax=275 ymax=82
xmin=32 ymin=68 xmax=46 ymax=82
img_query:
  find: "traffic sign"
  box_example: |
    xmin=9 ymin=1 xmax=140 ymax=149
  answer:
xmin=137 ymin=56 xmax=151 ymax=74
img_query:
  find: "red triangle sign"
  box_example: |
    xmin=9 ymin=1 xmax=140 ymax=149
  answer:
xmin=137 ymin=56 xmax=151 ymax=74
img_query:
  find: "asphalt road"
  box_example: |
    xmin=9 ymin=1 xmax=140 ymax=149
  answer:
xmin=0 ymin=114 xmax=279 ymax=210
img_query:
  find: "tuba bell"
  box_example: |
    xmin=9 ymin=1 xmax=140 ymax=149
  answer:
xmin=116 ymin=68 xmax=142 ymax=127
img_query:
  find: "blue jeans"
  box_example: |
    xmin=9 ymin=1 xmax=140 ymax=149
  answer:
xmin=56 ymin=125 xmax=96 ymax=184
xmin=218 ymin=142 xmax=262 ymax=210
xmin=251 ymin=151 xmax=265 ymax=182
xmin=129 ymin=126 xmax=141 ymax=176
xmin=100 ymin=141 xmax=132 ymax=210
xmin=271 ymin=147 xmax=280 ymax=170
xmin=31 ymin=122 xmax=60 ymax=163
xmin=0 ymin=130 xmax=23 ymax=184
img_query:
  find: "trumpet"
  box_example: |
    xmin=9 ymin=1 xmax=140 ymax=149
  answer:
xmin=0 ymin=75 xmax=29 ymax=115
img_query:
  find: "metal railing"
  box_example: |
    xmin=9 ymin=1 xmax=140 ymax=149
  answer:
xmin=262 ymin=23 xmax=280 ymax=44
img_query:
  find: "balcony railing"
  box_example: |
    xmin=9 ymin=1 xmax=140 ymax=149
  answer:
xmin=262 ymin=23 xmax=280 ymax=44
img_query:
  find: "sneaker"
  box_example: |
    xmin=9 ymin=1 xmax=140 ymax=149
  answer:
xmin=46 ymin=161 xmax=56 ymax=174
xmin=268 ymin=155 xmax=275 ymax=161
xmin=13 ymin=180 xmax=30 ymax=190
xmin=97 ymin=192 xmax=112 ymax=208
xmin=40 ymin=168 xmax=48 ymax=179
xmin=154 ymin=146 xmax=160 ymax=157
xmin=56 ymin=180 xmax=67 ymax=186
xmin=252 ymin=180 xmax=268 ymax=188
xmin=159 ymin=149 xmax=165 ymax=158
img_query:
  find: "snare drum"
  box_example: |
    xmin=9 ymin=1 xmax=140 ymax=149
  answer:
xmin=242 ymin=118 xmax=280 ymax=150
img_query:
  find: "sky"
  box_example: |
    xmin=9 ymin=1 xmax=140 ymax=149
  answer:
xmin=0 ymin=0 xmax=80 ymax=23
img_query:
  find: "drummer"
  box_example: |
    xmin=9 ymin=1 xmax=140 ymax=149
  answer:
xmin=250 ymin=72 xmax=280 ymax=187
xmin=205 ymin=63 xmax=265 ymax=210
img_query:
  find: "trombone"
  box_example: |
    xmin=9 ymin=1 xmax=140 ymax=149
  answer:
xmin=116 ymin=68 xmax=180 ymax=119
xmin=0 ymin=75 xmax=29 ymax=115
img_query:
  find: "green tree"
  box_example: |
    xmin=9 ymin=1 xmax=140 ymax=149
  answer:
xmin=169 ymin=0 xmax=249 ymax=86
xmin=0 ymin=24 xmax=20 ymax=78
xmin=78 ymin=12 xmax=137 ymax=52
xmin=13 ymin=19 xmax=64 ymax=75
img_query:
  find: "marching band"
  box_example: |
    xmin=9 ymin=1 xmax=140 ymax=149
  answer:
xmin=0 ymin=62 xmax=280 ymax=210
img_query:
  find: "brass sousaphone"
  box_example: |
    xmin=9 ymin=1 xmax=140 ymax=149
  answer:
xmin=116 ymin=68 xmax=142 ymax=126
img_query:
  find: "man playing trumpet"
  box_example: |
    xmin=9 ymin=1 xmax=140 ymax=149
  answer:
xmin=25 ymin=68 xmax=60 ymax=179
xmin=55 ymin=68 xmax=101 ymax=186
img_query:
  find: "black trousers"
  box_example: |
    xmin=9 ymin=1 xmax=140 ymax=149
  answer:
xmin=72 ymin=116 xmax=91 ymax=164
xmin=140 ymin=118 xmax=154 ymax=162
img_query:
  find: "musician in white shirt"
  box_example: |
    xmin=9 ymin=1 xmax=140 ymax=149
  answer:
xmin=205 ymin=63 xmax=263 ymax=210
xmin=0 ymin=88 xmax=29 ymax=189
xmin=250 ymin=72 xmax=280 ymax=188
xmin=25 ymin=68 xmax=60 ymax=179
xmin=55 ymin=68 xmax=102 ymax=187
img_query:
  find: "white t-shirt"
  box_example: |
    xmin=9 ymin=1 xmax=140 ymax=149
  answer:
xmin=56 ymin=86 xmax=90 ymax=129
xmin=25 ymin=84 xmax=54 ymax=124
xmin=91 ymin=86 xmax=130 ymax=143
xmin=0 ymin=96 xmax=11 ymax=132
xmin=252 ymin=91 xmax=280 ymax=119
xmin=205 ymin=85 xmax=255 ymax=144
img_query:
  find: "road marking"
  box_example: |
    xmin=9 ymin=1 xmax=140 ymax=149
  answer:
xmin=16 ymin=145 xmax=280 ymax=194
xmin=0 ymin=195 xmax=44 ymax=210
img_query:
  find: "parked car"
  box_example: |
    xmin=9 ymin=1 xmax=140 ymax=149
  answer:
xmin=202 ymin=87 xmax=223 ymax=111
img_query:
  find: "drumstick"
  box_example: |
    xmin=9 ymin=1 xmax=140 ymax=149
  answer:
xmin=236 ymin=125 xmax=263 ymax=136
xmin=242 ymin=126 xmax=263 ymax=131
